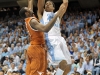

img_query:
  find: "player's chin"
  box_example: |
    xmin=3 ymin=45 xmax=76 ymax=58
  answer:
xmin=45 ymin=8 xmax=50 ymax=11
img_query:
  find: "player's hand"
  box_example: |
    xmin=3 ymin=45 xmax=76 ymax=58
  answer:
xmin=57 ymin=4 xmax=65 ymax=15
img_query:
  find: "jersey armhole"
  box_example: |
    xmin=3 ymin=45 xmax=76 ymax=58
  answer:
xmin=55 ymin=11 xmax=61 ymax=21
xmin=29 ymin=18 xmax=38 ymax=31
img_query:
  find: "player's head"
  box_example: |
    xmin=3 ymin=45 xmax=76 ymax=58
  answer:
xmin=45 ymin=0 xmax=55 ymax=12
xmin=19 ymin=7 xmax=34 ymax=18
xmin=75 ymin=72 xmax=80 ymax=75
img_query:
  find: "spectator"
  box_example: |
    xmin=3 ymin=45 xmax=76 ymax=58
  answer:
xmin=67 ymin=59 xmax=77 ymax=75
xmin=13 ymin=53 xmax=20 ymax=66
xmin=17 ymin=63 xmax=25 ymax=75
xmin=7 ymin=72 xmax=12 ymax=75
xmin=93 ymin=21 xmax=98 ymax=30
xmin=77 ymin=57 xmax=84 ymax=75
xmin=3 ymin=55 xmax=10 ymax=66
xmin=7 ymin=63 xmax=18 ymax=73
xmin=2 ymin=65 xmax=8 ymax=75
xmin=0 ymin=63 xmax=2 ymax=70
xmin=49 ymin=65 xmax=56 ymax=75
xmin=73 ymin=48 xmax=79 ymax=61
xmin=71 ymin=73 xmax=75 ymax=75
xmin=83 ymin=55 xmax=93 ymax=75
xmin=75 ymin=72 xmax=80 ymax=75
xmin=92 ymin=52 xmax=100 ymax=75
xmin=12 ymin=71 xmax=17 ymax=75
xmin=87 ymin=72 xmax=92 ymax=75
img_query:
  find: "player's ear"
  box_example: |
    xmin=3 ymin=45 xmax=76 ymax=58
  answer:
xmin=25 ymin=11 xmax=29 ymax=16
xmin=53 ymin=7 xmax=55 ymax=10
xmin=25 ymin=12 xmax=27 ymax=16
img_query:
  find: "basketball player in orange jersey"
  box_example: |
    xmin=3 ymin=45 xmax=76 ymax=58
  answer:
xmin=19 ymin=0 xmax=66 ymax=75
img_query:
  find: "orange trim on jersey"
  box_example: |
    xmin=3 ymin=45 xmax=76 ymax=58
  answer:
xmin=25 ymin=17 xmax=45 ymax=45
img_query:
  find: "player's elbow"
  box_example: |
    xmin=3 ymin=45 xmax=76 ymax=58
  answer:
xmin=43 ymin=29 xmax=49 ymax=32
xmin=45 ymin=30 xmax=49 ymax=33
xmin=41 ymin=27 xmax=49 ymax=32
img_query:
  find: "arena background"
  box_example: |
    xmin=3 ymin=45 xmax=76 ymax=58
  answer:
xmin=0 ymin=0 xmax=100 ymax=18
xmin=0 ymin=0 xmax=100 ymax=75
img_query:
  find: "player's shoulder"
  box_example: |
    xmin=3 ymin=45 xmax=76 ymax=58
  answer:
xmin=31 ymin=17 xmax=39 ymax=22
xmin=25 ymin=17 xmax=36 ymax=21
xmin=30 ymin=19 xmax=38 ymax=24
xmin=54 ymin=11 xmax=58 ymax=14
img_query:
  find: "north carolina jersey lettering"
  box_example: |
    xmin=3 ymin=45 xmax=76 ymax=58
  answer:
xmin=41 ymin=10 xmax=61 ymax=36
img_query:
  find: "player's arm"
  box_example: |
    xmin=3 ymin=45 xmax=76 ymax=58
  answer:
xmin=37 ymin=0 xmax=45 ymax=20
xmin=59 ymin=0 xmax=68 ymax=19
xmin=28 ymin=0 xmax=33 ymax=11
xmin=30 ymin=15 xmax=58 ymax=32
xmin=30 ymin=5 xmax=65 ymax=32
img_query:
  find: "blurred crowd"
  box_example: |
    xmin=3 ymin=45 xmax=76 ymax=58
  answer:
xmin=60 ymin=8 xmax=100 ymax=75
xmin=0 ymin=12 xmax=29 ymax=75
xmin=0 ymin=7 xmax=100 ymax=75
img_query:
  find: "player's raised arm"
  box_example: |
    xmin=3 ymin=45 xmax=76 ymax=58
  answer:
xmin=28 ymin=0 xmax=33 ymax=11
xmin=37 ymin=0 xmax=45 ymax=20
xmin=59 ymin=0 xmax=68 ymax=19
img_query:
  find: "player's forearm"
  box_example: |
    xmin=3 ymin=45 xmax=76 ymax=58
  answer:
xmin=38 ymin=0 xmax=45 ymax=13
xmin=63 ymin=0 xmax=68 ymax=7
xmin=28 ymin=0 xmax=33 ymax=10
xmin=63 ymin=0 xmax=68 ymax=4
xmin=44 ymin=15 xmax=58 ymax=32
xmin=58 ymin=0 xmax=68 ymax=18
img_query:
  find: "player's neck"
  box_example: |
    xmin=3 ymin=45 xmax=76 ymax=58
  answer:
xmin=26 ymin=15 xmax=33 ymax=18
xmin=45 ymin=10 xmax=53 ymax=12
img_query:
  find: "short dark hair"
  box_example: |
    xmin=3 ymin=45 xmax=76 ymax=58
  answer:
xmin=46 ymin=0 xmax=55 ymax=8
xmin=20 ymin=59 xmax=24 ymax=63
xmin=75 ymin=72 xmax=80 ymax=75
xmin=19 ymin=7 xmax=27 ymax=18
xmin=12 ymin=71 xmax=17 ymax=73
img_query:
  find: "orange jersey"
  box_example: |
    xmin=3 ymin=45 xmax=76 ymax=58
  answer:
xmin=25 ymin=17 xmax=45 ymax=45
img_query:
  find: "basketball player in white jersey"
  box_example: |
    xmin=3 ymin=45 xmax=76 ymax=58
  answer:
xmin=37 ymin=0 xmax=71 ymax=75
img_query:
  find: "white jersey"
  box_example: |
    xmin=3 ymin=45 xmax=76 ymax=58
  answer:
xmin=40 ymin=10 xmax=72 ymax=65
xmin=42 ymin=10 xmax=61 ymax=36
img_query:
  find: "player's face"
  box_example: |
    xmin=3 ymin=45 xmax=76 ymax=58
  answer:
xmin=24 ymin=7 xmax=33 ymax=17
xmin=45 ymin=1 xmax=54 ymax=12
